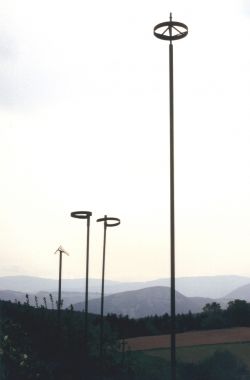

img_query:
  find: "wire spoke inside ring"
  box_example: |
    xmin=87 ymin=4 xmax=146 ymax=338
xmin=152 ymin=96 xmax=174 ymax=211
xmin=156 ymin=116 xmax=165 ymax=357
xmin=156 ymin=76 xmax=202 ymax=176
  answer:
xmin=172 ymin=25 xmax=185 ymax=35
xmin=161 ymin=26 xmax=169 ymax=35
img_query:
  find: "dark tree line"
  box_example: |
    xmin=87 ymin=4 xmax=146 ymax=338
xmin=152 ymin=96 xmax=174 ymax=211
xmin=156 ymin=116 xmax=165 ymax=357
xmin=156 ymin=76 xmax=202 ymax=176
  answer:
xmin=105 ymin=300 xmax=250 ymax=338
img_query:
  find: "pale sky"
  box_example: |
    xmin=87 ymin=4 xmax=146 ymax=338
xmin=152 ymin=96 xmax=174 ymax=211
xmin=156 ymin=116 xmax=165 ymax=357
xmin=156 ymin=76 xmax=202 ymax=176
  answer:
xmin=0 ymin=0 xmax=250 ymax=281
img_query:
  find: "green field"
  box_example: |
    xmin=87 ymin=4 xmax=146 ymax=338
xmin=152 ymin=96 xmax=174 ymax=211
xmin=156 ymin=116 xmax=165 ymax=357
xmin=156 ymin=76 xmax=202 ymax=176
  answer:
xmin=144 ymin=342 xmax=250 ymax=368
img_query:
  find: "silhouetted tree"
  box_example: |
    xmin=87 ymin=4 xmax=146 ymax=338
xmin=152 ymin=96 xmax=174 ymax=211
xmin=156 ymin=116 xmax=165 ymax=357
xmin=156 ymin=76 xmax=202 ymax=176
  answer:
xmin=226 ymin=299 xmax=250 ymax=326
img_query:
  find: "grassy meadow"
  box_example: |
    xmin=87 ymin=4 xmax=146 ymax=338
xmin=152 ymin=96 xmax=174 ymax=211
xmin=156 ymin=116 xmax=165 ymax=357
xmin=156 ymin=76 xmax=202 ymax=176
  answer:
xmin=144 ymin=342 xmax=250 ymax=368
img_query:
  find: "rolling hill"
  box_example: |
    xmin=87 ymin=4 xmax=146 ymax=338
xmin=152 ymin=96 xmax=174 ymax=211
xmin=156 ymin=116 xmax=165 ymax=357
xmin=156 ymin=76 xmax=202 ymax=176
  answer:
xmin=73 ymin=286 xmax=214 ymax=318
xmin=225 ymin=283 xmax=250 ymax=302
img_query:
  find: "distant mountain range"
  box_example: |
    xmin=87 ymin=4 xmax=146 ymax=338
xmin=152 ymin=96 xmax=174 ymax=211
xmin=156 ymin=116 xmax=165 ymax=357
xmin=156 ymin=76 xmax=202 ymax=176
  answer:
xmin=73 ymin=282 xmax=250 ymax=318
xmin=1 ymin=275 xmax=250 ymax=318
xmin=73 ymin=286 xmax=214 ymax=318
xmin=0 ymin=275 xmax=250 ymax=298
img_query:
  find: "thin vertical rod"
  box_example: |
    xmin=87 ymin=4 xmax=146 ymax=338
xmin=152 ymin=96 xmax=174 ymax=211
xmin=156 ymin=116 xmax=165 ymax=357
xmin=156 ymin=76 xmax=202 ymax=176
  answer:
xmin=169 ymin=24 xmax=176 ymax=380
xmin=84 ymin=216 xmax=91 ymax=342
xmin=58 ymin=250 xmax=62 ymax=321
xmin=100 ymin=217 xmax=107 ymax=359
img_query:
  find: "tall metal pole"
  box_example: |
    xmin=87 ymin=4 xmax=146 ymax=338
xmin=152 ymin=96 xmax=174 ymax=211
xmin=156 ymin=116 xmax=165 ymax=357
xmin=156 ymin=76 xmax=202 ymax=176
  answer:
xmin=97 ymin=215 xmax=121 ymax=360
xmin=169 ymin=14 xmax=176 ymax=377
xmin=100 ymin=216 xmax=107 ymax=359
xmin=85 ymin=214 xmax=91 ymax=341
xmin=71 ymin=211 xmax=92 ymax=343
xmin=54 ymin=246 xmax=70 ymax=324
xmin=58 ymin=250 xmax=62 ymax=315
xmin=169 ymin=21 xmax=176 ymax=378
xmin=153 ymin=14 xmax=188 ymax=380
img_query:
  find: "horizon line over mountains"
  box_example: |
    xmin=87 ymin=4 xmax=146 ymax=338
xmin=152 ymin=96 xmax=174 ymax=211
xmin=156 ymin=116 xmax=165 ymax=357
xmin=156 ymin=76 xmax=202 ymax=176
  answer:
xmin=0 ymin=284 xmax=248 ymax=319
xmin=1 ymin=274 xmax=250 ymax=299
xmin=0 ymin=274 xmax=250 ymax=283
xmin=1 ymin=274 xmax=250 ymax=281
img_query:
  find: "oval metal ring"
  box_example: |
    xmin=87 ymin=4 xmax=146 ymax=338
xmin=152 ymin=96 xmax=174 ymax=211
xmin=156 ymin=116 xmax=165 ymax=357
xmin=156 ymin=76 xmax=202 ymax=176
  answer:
xmin=154 ymin=21 xmax=188 ymax=41
xmin=97 ymin=217 xmax=121 ymax=227
xmin=71 ymin=211 xmax=92 ymax=219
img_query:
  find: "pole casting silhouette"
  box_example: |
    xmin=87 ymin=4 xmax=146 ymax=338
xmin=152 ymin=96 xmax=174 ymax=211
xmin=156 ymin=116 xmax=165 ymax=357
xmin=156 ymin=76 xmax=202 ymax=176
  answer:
xmin=71 ymin=211 xmax=92 ymax=342
xmin=54 ymin=245 xmax=70 ymax=323
xmin=153 ymin=13 xmax=188 ymax=380
xmin=97 ymin=215 xmax=120 ymax=359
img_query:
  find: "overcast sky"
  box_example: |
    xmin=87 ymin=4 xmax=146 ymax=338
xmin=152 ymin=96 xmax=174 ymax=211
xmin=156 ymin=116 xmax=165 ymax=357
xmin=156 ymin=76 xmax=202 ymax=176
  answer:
xmin=0 ymin=0 xmax=250 ymax=281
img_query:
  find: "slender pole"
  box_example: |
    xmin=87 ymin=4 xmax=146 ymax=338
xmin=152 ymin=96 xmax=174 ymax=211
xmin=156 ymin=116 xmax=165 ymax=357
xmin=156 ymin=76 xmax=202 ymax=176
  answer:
xmin=85 ymin=216 xmax=91 ymax=342
xmin=169 ymin=14 xmax=176 ymax=380
xmin=100 ymin=216 xmax=107 ymax=359
xmin=154 ymin=14 xmax=188 ymax=380
xmin=58 ymin=250 xmax=62 ymax=322
xmin=96 ymin=215 xmax=120 ymax=374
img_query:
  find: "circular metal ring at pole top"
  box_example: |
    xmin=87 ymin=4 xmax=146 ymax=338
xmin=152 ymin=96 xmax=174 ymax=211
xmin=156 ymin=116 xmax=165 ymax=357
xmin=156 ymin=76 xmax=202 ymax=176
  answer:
xmin=154 ymin=21 xmax=188 ymax=41
xmin=71 ymin=211 xmax=92 ymax=219
xmin=97 ymin=216 xmax=121 ymax=227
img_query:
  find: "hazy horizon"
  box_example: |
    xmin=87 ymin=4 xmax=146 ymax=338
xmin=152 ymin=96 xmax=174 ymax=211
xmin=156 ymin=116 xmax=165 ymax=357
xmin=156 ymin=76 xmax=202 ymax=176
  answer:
xmin=0 ymin=273 xmax=250 ymax=283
